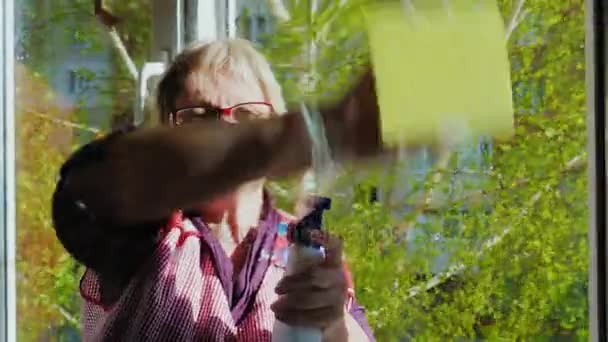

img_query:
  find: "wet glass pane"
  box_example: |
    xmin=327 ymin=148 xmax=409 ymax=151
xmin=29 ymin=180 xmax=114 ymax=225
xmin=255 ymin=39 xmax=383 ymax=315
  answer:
xmin=238 ymin=0 xmax=590 ymax=340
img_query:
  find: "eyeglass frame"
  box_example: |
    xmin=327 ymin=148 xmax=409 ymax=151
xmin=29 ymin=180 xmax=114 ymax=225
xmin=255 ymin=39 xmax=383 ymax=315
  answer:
xmin=167 ymin=101 xmax=275 ymax=126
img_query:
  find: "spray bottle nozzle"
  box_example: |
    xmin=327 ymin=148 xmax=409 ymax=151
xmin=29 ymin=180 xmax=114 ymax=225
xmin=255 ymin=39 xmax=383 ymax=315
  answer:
xmin=288 ymin=196 xmax=332 ymax=248
xmin=309 ymin=196 xmax=331 ymax=214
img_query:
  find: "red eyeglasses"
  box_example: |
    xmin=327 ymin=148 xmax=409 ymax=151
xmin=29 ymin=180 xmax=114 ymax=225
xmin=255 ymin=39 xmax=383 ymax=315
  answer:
xmin=169 ymin=102 xmax=275 ymax=126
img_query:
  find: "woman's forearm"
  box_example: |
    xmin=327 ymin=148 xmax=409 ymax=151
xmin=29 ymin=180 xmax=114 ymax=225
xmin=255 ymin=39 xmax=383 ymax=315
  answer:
xmin=57 ymin=68 xmax=380 ymax=228
xmin=64 ymin=112 xmax=313 ymax=226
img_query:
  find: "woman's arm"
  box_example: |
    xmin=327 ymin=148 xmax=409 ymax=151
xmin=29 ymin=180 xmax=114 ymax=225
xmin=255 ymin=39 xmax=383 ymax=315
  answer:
xmin=51 ymin=111 xmax=312 ymax=275
xmin=61 ymin=68 xmax=380 ymax=227
xmin=52 ymin=113 xmax=314 ymax=292
xmin=52 ymin=69 xmax=380 ymax=293
xmin=61 ymin=112 xmax=313 ymax=227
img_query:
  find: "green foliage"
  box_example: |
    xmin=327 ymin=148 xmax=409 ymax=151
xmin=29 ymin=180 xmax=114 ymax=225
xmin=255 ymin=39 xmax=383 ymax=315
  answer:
xmin=258 ymin=0 xmax=370 ymax=105
xmin=15 ymin=0 xmax=588 ymax=340
xmin=16 ymin=0 xmax=151 ymax=340
xmin=263 ymin=0 xmax=588 ymax=340
xmin=15 ymin=64 xmax=82 ymax=341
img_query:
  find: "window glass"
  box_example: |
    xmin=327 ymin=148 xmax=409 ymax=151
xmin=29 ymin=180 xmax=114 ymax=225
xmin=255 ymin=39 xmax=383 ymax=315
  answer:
xmin=239 ymin=0 xmax=590 ymax=340
xmin=14 ymin=0 xmax=150 ymax=339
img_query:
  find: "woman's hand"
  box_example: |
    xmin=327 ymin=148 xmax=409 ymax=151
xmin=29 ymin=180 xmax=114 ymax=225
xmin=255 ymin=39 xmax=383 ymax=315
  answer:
xmin=271 ymin=233 xmax=348 ymax=330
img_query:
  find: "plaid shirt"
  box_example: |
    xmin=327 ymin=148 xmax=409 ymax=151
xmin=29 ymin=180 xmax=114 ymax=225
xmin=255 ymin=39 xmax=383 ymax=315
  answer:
xmin=78 ymin=209 xmax=373 ymax=341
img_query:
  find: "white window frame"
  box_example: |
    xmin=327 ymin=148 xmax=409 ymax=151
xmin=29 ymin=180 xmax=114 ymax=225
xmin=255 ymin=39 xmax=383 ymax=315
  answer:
xmin=138 ymin=0 xmax=238 ymax=126
xmin=0 ymin=0 xmax=17 ymax=341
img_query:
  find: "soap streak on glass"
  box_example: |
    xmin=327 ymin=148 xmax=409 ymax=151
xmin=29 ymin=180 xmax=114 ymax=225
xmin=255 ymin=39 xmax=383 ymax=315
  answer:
xmin=297 ymin=103 xmax=339 ymax=215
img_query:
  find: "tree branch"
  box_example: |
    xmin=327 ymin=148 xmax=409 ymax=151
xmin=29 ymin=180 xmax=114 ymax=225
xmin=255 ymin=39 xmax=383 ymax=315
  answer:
xmin=422 ymin=148 xmax=452 ymax=207
xmin=267 ymin=0 xmax=291 ymax=22
xmin=93 ymin=1 xmax=137 ymax=80
xmin=52 ymin=304 xmax=79 ymax=326
xmin=505 ymin=0 xmax=528 ymax=41
xmin=404 ymin=152 xmax=585 ymax=298
xmin=107 ymin=27 xmax=138 ymax=80
xmin=402 ymin=150 xmax=587 ymax=215
xmin=26 ymin=111 xmax=103 ymax=136
xmin=406 ymin=188 xmax=543 ymax=298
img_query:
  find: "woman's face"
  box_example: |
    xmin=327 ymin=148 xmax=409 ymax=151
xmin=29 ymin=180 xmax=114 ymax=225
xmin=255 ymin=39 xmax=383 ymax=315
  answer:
xmin=171 ymin=70 xmax=271 ymax=209
xmin=172 ymin=71 xmax=273 ymax=123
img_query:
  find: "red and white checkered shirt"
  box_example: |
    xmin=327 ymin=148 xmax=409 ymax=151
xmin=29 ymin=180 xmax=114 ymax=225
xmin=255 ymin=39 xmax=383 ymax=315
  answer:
xmin=78 ymin=209 xmax=370 ymax=341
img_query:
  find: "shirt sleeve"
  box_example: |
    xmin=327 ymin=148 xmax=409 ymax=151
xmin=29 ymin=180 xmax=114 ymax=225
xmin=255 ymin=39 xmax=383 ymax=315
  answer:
xmin=348 ymin=298 xmax=376 ymax=342
xmin=52 ymin=125 xmax=165 ymax=291
xmin=342 ymin=260 xmax=375 ymax=341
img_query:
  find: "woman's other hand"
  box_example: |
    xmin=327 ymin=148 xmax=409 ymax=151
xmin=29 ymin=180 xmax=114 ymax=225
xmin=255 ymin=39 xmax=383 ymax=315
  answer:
xmin=271 ymin=232 xmax=347 ymax=330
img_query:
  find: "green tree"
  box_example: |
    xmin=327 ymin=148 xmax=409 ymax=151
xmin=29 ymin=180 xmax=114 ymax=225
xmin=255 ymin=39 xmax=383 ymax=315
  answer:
xmin=15 ymin=63 xmax=81 ymax=341
xmin=16 ymin=0 xmax=150 ymax=340
xmin=258 ymin=0 xmax=588 ymax=340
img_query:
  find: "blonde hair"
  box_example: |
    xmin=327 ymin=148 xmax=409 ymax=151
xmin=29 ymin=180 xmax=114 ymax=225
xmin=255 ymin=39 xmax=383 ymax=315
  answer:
xmin=156 ymin=38 xmax=286 ymax=119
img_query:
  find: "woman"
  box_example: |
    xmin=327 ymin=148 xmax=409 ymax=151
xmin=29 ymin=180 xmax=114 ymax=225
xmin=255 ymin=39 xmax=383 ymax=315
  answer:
xmin=52 ymin=39 xmax=380 ymax=341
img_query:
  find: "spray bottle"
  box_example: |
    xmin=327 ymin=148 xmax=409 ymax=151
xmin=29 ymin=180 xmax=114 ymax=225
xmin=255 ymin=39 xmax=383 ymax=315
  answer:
xmin=271 ymin=101 xmax=335 ymax=342
xmin=271 ymin=196 xmax=331 ymax=342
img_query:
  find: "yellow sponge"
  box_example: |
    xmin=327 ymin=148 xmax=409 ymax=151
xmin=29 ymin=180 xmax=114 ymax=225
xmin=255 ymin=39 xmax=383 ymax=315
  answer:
xmin=365 ymin=0 xmax=514 ymax=144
